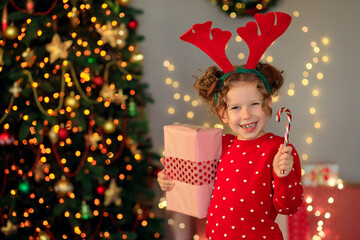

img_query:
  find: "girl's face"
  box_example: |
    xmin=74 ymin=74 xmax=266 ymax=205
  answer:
xmin=220 ymin=81 xmax=271 ymax=141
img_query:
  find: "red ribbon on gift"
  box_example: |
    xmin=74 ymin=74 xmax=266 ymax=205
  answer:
xmin=164 ymin=157 xmax=219 ymax=185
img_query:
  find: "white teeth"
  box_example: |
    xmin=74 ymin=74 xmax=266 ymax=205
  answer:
xmin=242 ymin=123 xmax=256 ymax=129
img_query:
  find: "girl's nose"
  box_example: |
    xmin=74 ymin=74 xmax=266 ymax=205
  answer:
xmin=242 ymin=108 xmax=252 ymax=119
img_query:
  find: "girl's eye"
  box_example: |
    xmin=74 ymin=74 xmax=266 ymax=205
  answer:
xmin=231 ymin=106 xmax=240 ymax=110
xmin=251 ymin=102 xmax=260 ymax=106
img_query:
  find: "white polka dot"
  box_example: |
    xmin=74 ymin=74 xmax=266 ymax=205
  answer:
xmin=242 ymin=235 xmax=246 ymax=238
xmin=215 ymin=205 xmax=218 ymax=208
xmin=223 ymin=197 xmax=226 ymax=200
xmin=249 ymin=161 xmax=252 ymax=164
xmin=232 ymin=226 xmax=235 ymax=229
xmin=263 ymin=236 xmax=267 ymax=239
xmin=255 ymin=171 xmax=259 ymax=174
xmin=236 ymin=169 xmax=239 ymax=172
xmin=217 ymin=187 xmax=220 ymax=190
xmin=250 ymin=209 xmax=254 ymax=213
xmin=252 ymin=190 xmax=256 ymax=194
xmin=237 ymin=145 xmax=240 ymax=148
xmin=222 ymin=216 xmax=226 ymax=219
xmin=240 ymin=199 xmax=244 ymax=202
xmin=262 ymin=153 xmax=266 ymax=156
xmin=289 ymin=185 xmax=292 ymax=188
xmin=227 ymin=151 xmax=230 ymax=154
xmin=243 ymin=152 xmax=246 ymax=155
xmin=216 ymin=223 xmax=219 ymax=226
xmin=244 ymin=179 xmax=247 ymax=183
xmin=267 ymin=164 xmax=270 ymax=167
xmin=260 ymin=201 xmax=263 ymax=205
xmin=230 ymin=207 xmax=234 ymax=211
xmin=257 ymin=145 xmax=260 ymax=148
xmin=230 ymin=160 xmax=234 ymax=163
xmin=221 ymin=168 xmax=224 ymax=171
xmin=232 ymin=188 xmax=236 ymax=191
xmin=230 ymin=139 xmax=233 ymax=142
xmin=265 ymin=211 xmax=268 ymax=215
xmin=210 ymin=213 xmax=213 ymax=216
xmin=261 ymin=219 xmax=265 ymax=222
xmin=224 ymin=234 xmax=227 ymax=237
xmin=226 ymin=178 xmax=230 ymax=181
xmin=241 ymin=218 xmax=245 ymax=221
xmin=228 ymin=145 xmax=231 ymax=147
xmin=263 ymin=183 xmax=266 ymax=186
xmin=252 ymin=227 xmax=256 ymax=230
xmin=270 ymin=136 xmax=273 ymax=139
xmin=271 ymin=226 xmax=275 ymax=230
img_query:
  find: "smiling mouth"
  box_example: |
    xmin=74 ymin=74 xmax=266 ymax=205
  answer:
xmin=240 ymin=122 xmax=257 ymax=129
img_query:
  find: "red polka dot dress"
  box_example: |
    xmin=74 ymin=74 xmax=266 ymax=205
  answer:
xmin=206 ymin=133 xmax=303 ymax=240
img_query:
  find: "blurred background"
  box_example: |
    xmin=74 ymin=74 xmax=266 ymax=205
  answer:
xmin=0 ymin=0 xmax=359 ymax=239
xmin=131 ymin=0 xmax=360 ymax=239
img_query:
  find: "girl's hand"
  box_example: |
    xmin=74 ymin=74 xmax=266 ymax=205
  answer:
xmin=273 ymin=144 xmax=294 ymax=177
xmin=157 ymin=158 xmax=175 ymax=191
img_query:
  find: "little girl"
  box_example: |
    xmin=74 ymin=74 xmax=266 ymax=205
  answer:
xmin=158 ymin=63 xmax=303 ymax=239
xmin=158 ymin=12 xmax=303 ymax=239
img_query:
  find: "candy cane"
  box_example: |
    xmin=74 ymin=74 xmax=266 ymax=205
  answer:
xmin=276 ymin=107 xmax=292 ymax=175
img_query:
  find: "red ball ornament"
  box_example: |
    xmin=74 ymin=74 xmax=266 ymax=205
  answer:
xmin=96 ymin=184 xmax=107 ymax=195
xmin=128 ymin=20 xmax=138 ymax=30
xmin=0 ymin=131 xmax=15 ymax=146
xmin=57 ymin=127 xmax=69 ymax=141
xmin=92 ymin=76 xmax=104 ymax=86
xmin=26 ymin=0 xmax=35 ymax=14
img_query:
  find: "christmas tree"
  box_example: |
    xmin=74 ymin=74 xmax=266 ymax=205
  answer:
xmin=0 ymin=0 xmax=163 ymax=239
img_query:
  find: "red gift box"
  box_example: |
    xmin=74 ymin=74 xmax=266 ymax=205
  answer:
xmin=164 ymin=124 xmax=222 ymax=218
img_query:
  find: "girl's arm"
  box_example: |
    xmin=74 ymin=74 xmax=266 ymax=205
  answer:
xmin=272 ymin=145 xmax=303 ymax=215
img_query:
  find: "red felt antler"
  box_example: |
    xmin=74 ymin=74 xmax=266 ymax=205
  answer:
xmin=180 ymin=21 xmax=235 ymax=73
xmin=237 ymin=12 xmax=292 ymax=69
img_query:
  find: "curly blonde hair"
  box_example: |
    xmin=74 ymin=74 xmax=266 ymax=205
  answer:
xmin=194 ymin=62 xmax=284 ymax=120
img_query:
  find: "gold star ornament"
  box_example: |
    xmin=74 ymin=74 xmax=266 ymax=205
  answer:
xmin=1 ymin=221 xmax=18 ymax=236
xmin=97 ymin=22 xmax=119 ymax=48
xmin=104 ymin=178 xmax=122 ymax=206
xmin=45 ymin=34 xmax=73 ymax=64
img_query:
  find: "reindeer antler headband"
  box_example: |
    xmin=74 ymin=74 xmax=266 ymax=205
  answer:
xmin=180 ymin=12 xmax=292 ymax=102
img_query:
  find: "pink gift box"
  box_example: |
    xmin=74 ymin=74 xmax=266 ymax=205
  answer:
xmin=163 ymin=124 xmax=222 ymax=218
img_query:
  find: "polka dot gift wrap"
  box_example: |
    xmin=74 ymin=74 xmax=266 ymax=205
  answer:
xmin=164 ymin=125 xmax=222 ymax=218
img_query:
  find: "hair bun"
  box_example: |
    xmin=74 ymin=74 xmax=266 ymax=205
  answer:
xmin=194 ymin=66 xmax=223 ymax=102
xmin=257 ymin=62 xmax=284 ymax=96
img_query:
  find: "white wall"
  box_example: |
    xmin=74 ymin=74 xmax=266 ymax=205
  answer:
xmin=131 ymin=0 xmax=360 ymax=184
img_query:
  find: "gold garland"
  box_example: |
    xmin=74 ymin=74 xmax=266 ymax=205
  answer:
xmin=0 ymin=95 xmax=15 ymax=125
xmin=0 ymin=60 xmax=140 ymax=121
xmin=104 ymin=60 xmax=142 ymax=82
xmin=23 ymin=69 xmax=66 ymax=116
xmin=65 ymin=61 xmax=98 ymax=104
